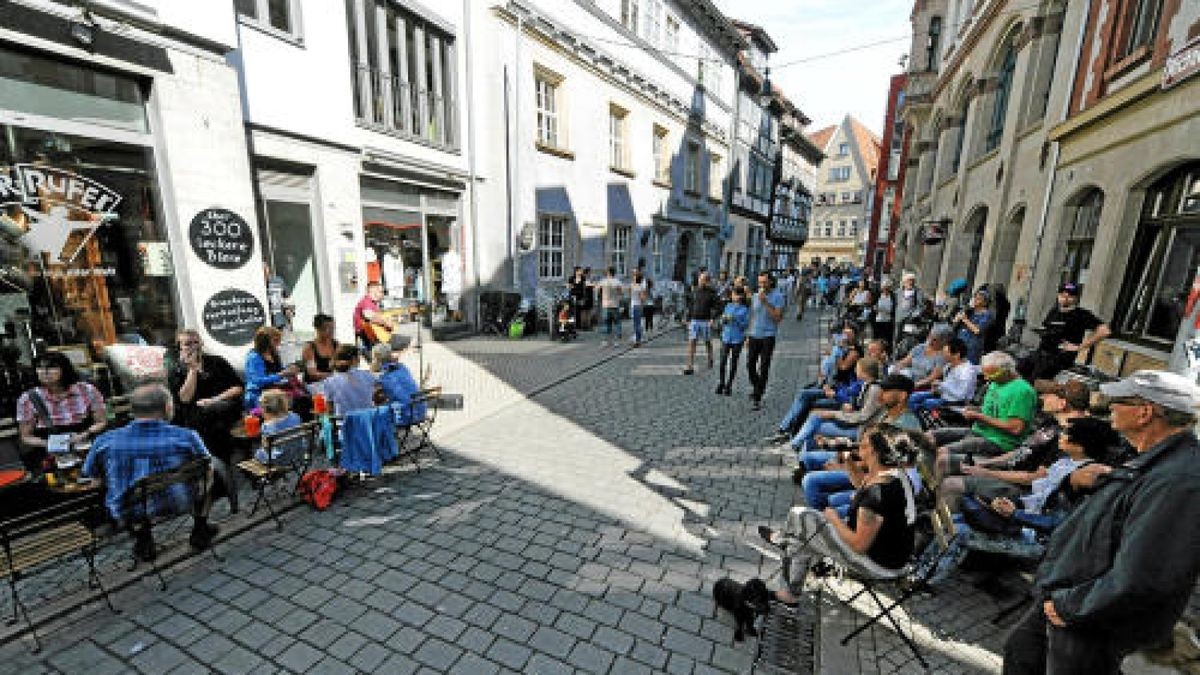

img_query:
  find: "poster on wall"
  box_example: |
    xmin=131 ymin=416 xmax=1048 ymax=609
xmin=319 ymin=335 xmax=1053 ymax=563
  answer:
xmin=189 ymin=208 xmax=253 ymax=269
xmin=202 ymin=289 xmax=265 ymax=347
xmin=0 ymin=163 xmax=121 ymax=264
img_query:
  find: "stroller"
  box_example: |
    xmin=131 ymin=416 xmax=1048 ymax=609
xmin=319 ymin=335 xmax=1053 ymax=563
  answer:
xmin=556 ymin=296 xmax=578 ymax=342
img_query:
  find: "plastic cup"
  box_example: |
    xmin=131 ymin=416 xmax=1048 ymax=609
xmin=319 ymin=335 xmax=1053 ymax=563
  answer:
xmin=313 ymin=393 xmax=328 ymax=415
xmin=244 ymin=415 xmax=261 ymax=438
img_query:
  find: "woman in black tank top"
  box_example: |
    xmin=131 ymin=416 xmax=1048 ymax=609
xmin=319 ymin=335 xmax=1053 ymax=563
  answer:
xmin=302 ymin=314 xmax=339 ymax=384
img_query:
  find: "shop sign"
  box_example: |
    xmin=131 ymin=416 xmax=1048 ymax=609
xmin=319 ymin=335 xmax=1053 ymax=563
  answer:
xmin=1163 ymin=37 xmax=1200 ymax=90
xmin=0 ymin=164 xmax=121 ymax=263
xmin=202 ymin=289 xmax=266 ymax=347
xmin=189 ymin=208 xmax=254 ymax=269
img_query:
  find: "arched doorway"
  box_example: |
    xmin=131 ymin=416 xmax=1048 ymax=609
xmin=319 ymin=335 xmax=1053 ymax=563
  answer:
xmin=987 ymin=205 xmax=1024 ymax=287
xmin=959 ymin=207 xmax=988 ymax=290
xmin=673 ymin=231 xmax=692 ymax=282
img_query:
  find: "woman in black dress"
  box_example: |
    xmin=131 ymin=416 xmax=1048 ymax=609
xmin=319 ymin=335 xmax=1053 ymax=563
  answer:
xmin=301 ymin=314 xmax=339 ymax=384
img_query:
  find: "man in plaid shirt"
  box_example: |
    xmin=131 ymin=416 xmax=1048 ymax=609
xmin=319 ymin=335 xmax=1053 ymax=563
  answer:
xmin=83 ymin=384 xmax=218 ymax=558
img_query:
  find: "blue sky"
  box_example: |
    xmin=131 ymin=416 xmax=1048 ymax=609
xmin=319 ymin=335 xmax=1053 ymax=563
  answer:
xmin=712 ymin=0 xmax=913 ymax=136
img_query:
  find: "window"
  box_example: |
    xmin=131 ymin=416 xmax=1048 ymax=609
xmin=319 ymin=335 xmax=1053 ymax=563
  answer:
xmin=823 ymin=221 xmax=833 ymax=237
xmin=345 ymin=1 xmax=458 ymax=147
xmin=829 ymin=166 xmax=851 ymax=182
xmin=986 ymin=42 xmax=1016 ymax=152
xmin=698 ymin=43 xmax=721 ymax=92
xmin=237 ymin=0 xmax=299 ymax=37
xmin=535 ymin=72 xmax=561 ymax=148
xmin=1060 ymin=190 xmax=1103 ymax=287
xmin=652 ymin=232 xmax=664 ymax=276
xmin=837 ymin=142 xmax=849 ymax=157
xmin=710 ymin=153 xmax=723 ymax=199
xmin=652 ymin=125 xmax=670 ymax=182
xmin=642 ymin=0 xmax=662 ymax=46
xmin=684 ymin=141 xmax=701 ymax=193
xmin=1116 ymin=0 xmax=1164 ymax=61
xmin=950 ymin=96 xmax=970 ymax=172
xmin=609 ymin=105 xmax=628 ymax=170
xmin=837 ymin=221 xmax=846 ymax=237
xmin=665 ymin=15 xmax=680 ymax=52
xmin=538 ymin=215 xmax=566 ymax=279
xmin=841 ymin=192 xmax=854 ymax=203
xmin=1116 ymin=163 xmax=1200 ymax=343
xmin=611 ymin=225 xmax=631 ymax=275
xmin=620 ymin=0 xmax=639 ymax=33
xmin=925 ymin=16 xmax=942 ymax=71
xmin=850 ymin=219 xmax=858 ymax=238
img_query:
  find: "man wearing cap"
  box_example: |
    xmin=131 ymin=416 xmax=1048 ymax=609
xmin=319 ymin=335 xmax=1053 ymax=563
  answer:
xmin=1003 ymin=370 xmax=1200 ymax=674
xmin=1033 ymin=282 xmax=1110 ymax=380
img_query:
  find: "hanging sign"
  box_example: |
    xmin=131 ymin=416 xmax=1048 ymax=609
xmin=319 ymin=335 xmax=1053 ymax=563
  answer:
xmin=0 ymin=164 xmax=121 ymax=263
xmin=202 ymin=289 xmax=266 ymax=346
xmin=189 ymin=208 xmax=253 ymax=269
xmin=1163 ymin=36 xmax=1200 ymax=90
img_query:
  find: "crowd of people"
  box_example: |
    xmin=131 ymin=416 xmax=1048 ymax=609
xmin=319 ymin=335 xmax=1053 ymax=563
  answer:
xmin=13 ymin=305 xmax=427 ymax=561
xmin=750 ymin=261 xmax=1198 ymax=674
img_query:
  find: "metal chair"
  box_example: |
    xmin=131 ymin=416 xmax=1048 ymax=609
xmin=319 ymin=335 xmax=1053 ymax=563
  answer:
xmin=236 ymin=421 xmax=319 ymax=530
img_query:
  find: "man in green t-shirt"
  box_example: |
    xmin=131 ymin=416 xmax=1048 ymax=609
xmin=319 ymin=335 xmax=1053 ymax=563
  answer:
xmin=928 ymin=351 xmax=1037 ymax=484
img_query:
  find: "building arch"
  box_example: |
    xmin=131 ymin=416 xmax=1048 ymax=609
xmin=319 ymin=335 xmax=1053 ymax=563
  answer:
xmin=987 ymin=202 xmax=1025 ymax=287
xmin=980 ymin=22 xmax=1024 ymax=155
xmin=944 ymin=204 xmax=989 ymax=290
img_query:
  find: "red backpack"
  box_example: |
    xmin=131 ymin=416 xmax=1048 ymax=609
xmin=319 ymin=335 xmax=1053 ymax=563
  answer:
xmin=297 ymin=469 xmax=338 ymax=510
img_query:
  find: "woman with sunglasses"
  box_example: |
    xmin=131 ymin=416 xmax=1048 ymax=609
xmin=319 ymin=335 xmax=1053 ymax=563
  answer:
xmin=15 ymin=351 xmax=108 ymax=471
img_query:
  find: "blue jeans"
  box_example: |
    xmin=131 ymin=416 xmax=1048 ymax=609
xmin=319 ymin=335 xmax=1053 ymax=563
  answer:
xmin=790 ymin=415 xmax=860 ymax=453
xmin=778 ymin=388 xmax=834 ymax=433
xmin=631 ymin=305 xmax=644 ymax=343
xmin=909 ymin=391 xmax=944 ymax=411
xmin=802 ymin=469 xmax=854 ymax=519
xmin=604 ymin=307 xmax=622 ymax=339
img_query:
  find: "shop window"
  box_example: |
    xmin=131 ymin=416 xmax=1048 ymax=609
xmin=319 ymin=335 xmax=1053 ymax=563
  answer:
xmin=1059 ymin=189 xmax=1102 ymax=287
xmin=1115 ymin=164 xmax=1200 ymax=344
xmin=538 ymin=215 xmax=566 ymax=279
xmin=611 ymin=225 xmax=631 ymax=276
xmin=237 ymin=0 xmax=301 ymax=40
xmin=0 ymin=45 xmax=147 ymax=134
xmin=0 ymin=125 xmax=178 ymax=366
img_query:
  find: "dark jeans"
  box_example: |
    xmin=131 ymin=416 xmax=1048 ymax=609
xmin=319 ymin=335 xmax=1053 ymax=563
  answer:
xmin=718 ymin=342 xmax=742 ymax=388
xmin=1032 ymin=349 xmax=1076 ymax=380
xmin=1003 ymin=603 xmax=1125 ymax=675
xmin=746 ymin=336 xmax=777 ymax=402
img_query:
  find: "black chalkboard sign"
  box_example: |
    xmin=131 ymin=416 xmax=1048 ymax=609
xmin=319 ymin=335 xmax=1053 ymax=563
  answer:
xmin=202 ymin=289 xmax=266 ymax=346
xmin=189 ymin=208 xmax=253 ymax=269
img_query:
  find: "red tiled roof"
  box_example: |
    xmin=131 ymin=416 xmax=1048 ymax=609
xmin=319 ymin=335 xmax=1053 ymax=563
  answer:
xmin=845 ymin=116 xmax=882 ymax=172
xmin=806 ymin=125 xmax=836 ymax=151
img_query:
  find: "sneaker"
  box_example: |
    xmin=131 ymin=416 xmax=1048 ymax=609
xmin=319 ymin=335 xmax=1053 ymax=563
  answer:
xmin=132 ymin=529 xmax=156 ymax=563
xmin=791 ymin=466 xmax=806 ymax=485
xmin=758 ymin=525 xmax=779 ymax=546
xmin=716 ymin=384 xmax=726 ymax=395
xmin=751 ymin=400 xmax=762 ymax=411
xmin=763 ymin=430 xmax=789 ymax=444
xmin=722 ymin=387 xmax=732 ymax=397
xmin=189 ymin=523 xmax=220 ymax=551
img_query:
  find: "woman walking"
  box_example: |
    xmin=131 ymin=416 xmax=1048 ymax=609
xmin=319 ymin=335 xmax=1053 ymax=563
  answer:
xmin=715 ymin=287 xmax=750 ymax=396
xmin=629 ymin=269 xmax=649 ymax=346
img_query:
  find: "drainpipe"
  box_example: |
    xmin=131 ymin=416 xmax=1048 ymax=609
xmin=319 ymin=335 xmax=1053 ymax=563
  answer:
xmin=511 ymin=13 xmax=524 ymax=293
xmin=1023 ymin=0 xmax=1091 ymax=335
xmin=464 ymin=0 xmax=482 ymax=328
xmin=721 ymin=61 xmax=742 ymax=273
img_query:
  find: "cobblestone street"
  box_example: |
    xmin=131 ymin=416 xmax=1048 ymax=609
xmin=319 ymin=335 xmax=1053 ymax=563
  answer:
xmin=0 ymin=313 xmax=1026 ymax=674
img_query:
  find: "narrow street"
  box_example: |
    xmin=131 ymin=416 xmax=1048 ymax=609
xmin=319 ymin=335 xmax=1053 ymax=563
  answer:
xmin=0 ymin=312 xmax=1019 ymax=674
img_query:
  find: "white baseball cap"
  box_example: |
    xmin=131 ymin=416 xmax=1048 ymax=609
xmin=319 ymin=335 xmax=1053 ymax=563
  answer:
xmin=1100 ymin=370 xmax=1200 ymax=414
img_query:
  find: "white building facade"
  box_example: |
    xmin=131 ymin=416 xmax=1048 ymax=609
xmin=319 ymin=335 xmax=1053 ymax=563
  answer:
xmin=468 ymin=0 xmax=743 ymax=300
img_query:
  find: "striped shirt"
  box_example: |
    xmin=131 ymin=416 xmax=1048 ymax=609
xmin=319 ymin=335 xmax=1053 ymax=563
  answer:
xmin=15 ymin=383 xmax=105 ymax=429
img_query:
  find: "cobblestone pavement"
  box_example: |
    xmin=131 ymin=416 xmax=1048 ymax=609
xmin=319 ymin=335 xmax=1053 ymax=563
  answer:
xmin=0 ymin=311 xmax=1038 ymax=674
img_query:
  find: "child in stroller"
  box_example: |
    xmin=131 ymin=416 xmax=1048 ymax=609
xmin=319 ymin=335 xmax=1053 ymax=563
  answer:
xmin=556 ymin=297 xmax=578 ymax=342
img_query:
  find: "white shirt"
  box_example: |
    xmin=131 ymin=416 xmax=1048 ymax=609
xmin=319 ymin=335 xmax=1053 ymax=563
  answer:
xmin=939 ymin=361 xmax=979 ymax=402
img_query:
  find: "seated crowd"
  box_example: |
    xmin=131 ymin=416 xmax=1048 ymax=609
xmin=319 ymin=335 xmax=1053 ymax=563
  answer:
xmin=8 ymin=317 xmax=427 ymax=561
xmin=757 ymin=268 xmax=1199 ymax=674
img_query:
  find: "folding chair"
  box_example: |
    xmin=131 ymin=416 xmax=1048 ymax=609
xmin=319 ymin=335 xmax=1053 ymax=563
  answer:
xmin=0 ymin=489 xmax=115 ymax=651
xmin=119 ymin=457 xmax=219 ymax=590
xmin=396 ymin=386 xmax=443 ymax=463
xmin=236 ymin=421 xmax=319 ymax=530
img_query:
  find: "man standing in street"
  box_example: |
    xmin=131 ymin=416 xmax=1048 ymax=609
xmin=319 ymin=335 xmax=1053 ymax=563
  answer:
xmin=746 ymin=272 xmax=785 ymax=411
xmin=683 ymin=271 xmax=718 ymax=374
xmin=1033 ymin=282 xmax=1111 ymax=379
xmin=1003 ymin=370 xmax=1200 ymax=675
xmin=597 ymin=267 xmax=625 ymax=347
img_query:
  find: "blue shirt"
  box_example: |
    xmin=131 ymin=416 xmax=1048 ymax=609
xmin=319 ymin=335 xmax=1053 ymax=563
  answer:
xmin=958 ymin=309 xmax=993 ymax=363
xmin=748 ymin=290 xmax=785 ymax=338
xmin=379 ymin=363 xmax=427 ymax=425
xmin=243 ymin=350 xmax=285 ymax=410
xmin=720 ymin=304 xmax=750 ymax=344
xmin=259 ymin=412 xmax=302 ymax=463
xmin=82 ymin=419 xmax=210 ymax=521
xmin=324 ymin=369 xmax=377 ymax=415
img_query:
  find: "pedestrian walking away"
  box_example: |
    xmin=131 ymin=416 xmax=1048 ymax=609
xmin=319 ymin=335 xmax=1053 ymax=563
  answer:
xmin=596 ymin=267 xmax=624 ymax=347
xmin=629 ymin=269 xmax=648 ymax=346
xmin=746 ymin=272 xmax=785 ymax=410
xmin=684 ymin=271 xmax=719 ymax=374
xmin=716 ymin=286 xmax=750 ymax=395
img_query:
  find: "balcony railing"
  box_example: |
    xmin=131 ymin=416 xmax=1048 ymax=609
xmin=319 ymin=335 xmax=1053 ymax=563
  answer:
xmin=352 ymin=64 xmax=457 ymax=150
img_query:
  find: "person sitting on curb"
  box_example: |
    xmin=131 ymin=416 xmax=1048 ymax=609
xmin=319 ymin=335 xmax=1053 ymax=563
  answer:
xmin=783 ymin=357 xmax=884 ymax=459
xmin=908 ymin=337 xmax=977 ymax=411
xmin=1003 ymin=370 xmax=1200 ymax=674
xmin=890 ymin=325 xmax=951 ymax=390
xmin=82 ymin=384 xmax=218 ymax=561
xmin=760 ymin=423 xmax=919 ymax=603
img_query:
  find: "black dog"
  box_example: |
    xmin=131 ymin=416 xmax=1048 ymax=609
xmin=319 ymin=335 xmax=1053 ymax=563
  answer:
xmin=712 ymin=576 xmax=770 ymax=642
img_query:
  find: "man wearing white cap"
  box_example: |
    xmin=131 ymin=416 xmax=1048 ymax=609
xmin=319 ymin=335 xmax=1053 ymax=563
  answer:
xmin=1003 ymin=369 xmax=1200 ymax=674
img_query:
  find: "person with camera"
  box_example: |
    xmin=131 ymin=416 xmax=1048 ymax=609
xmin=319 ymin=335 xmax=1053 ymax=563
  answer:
xmin=1033 ymin=282 xmax=1110 ymax=380
xmin=954 ymin=288 xmax=994 ymax=365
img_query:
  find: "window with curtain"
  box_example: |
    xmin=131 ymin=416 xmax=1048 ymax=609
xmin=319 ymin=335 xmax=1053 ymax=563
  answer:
xmin=985 ymin=43 xmax=1016 ymax=152
xmin=1115 ymin=164 xmax=1200 ymax=343
xmin=1060 ymin=190 xmax=1103 ymax=287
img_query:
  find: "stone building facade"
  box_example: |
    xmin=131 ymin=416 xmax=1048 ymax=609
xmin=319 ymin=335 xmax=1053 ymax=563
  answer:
xmin=805 ymin=116 xmax=880 ymax=267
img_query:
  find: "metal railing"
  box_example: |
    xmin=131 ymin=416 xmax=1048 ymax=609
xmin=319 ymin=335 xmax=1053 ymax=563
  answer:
xmin=353 ymin=64 xmax=458 ymax=150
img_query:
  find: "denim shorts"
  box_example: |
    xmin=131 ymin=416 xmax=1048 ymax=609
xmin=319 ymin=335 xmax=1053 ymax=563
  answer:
xmin=688 ymin=320 xmax=711 ymax=341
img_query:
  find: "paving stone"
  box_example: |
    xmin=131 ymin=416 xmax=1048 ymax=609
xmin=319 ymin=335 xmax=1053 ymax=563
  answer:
xmin=347 ymin=642 xmax=390 ymax=672
xmin=447 ymin=652 xmax=501 ymax=675
xmin=662 ymin=626 xmax=714 ymax=663
xmin=490 ymin=614 xmax=537 ymax=643
xmin=524 ymin=653 xmax=573 ymax=675
xmin=592 ymin=625 xmax=636 ymax=655
xmin=209 ymin=644 xmax=266 ymax=674
xmin=412 ymin=637 xmax=463 ymax=671
xmin=566 ymin=642 xmax=615 ymax=673
xmin=484 ymin=636 xmax=532 ymax=670
xmin=275 ymin=641 xmax=325 ymax=673
xmin=554 ymin=612 xmax=598 ymax=641
xmin=528 ymin=626 xmax=576 ymax=660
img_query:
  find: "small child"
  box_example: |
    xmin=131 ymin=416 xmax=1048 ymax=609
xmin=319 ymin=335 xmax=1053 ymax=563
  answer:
xmin=323 ymin=344 xmax=378 ymax=415
xmin=715 ymin=287 xmax=750 ymax=396
xmin=258 ymin=389 xmax=302 ymax=462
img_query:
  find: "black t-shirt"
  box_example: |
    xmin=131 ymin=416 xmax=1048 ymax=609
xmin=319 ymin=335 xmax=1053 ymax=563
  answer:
xmin=167 ymin=353 xmax=242 ymax=406
xmin=1039 ymin=306 xmax=1103 ymax=352
xmin=848 ymin=475 xmax=915 ymax=570
xmin=832 ymin=344 xmax=864 ymax=385
xmin=689 ymin=286 xmax=719 ymax=320
xmin=1006 ymin=420 xmax=1062 ymax=471
xmin=569 ymin=277 xmax=588 ymax=301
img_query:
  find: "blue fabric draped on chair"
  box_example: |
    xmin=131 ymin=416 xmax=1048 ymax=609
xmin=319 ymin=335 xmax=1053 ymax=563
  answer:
xmin=338 ymin=406 xmax=398 ymax=475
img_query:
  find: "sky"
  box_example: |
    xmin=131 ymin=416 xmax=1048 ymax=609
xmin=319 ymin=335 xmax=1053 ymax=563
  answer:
xmin=710 ymin=0 xmax=913 ymax=137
